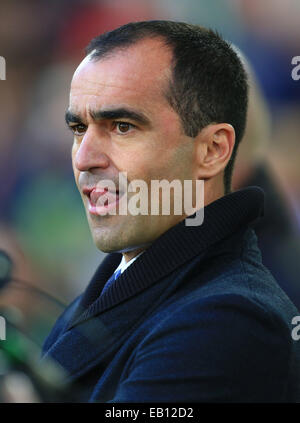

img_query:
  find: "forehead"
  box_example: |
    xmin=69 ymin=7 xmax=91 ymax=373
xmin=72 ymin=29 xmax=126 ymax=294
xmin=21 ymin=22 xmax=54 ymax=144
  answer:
xmin=70 ymin=38 xmax=173 ymax=114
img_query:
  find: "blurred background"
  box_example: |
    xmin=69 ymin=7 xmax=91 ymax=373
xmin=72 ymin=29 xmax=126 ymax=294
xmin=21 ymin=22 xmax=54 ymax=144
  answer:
xmin=0 ymin=0 xmax=299 ymax=401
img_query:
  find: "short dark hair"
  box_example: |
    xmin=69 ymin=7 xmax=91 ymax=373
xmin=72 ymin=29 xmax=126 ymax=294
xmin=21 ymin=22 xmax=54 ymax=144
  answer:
xmin=86 ymin=20 xmax=248 ymax=194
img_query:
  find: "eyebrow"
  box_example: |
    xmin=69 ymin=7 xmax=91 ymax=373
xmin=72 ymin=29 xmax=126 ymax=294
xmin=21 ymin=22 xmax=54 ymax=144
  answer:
xmin=65 ymin=110 xmax=82 ymax=125
xmin=65 ymin=107 xmax=151 ymax=127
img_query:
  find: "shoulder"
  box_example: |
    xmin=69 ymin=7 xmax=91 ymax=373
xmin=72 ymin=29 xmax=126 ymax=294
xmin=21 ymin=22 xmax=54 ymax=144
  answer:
xmin=137 ymin=226 xmax=298 ymax=350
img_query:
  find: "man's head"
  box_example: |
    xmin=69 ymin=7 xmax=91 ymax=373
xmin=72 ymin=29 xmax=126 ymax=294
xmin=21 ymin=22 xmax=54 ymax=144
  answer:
xmin=66 ymin=20 xmax=248 ymax=260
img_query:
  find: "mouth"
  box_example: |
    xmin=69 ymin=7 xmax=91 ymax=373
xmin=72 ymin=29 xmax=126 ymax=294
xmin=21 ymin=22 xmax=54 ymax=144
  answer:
xmin=82 ymin=186 xmax=123 ymax=216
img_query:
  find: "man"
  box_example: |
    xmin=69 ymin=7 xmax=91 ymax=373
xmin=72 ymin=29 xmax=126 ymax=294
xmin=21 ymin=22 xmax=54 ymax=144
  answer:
xmin=41 ymin=21 xmax=300 ymax=402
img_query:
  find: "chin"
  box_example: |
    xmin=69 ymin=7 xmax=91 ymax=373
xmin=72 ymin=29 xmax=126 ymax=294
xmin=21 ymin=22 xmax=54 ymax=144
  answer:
xmin=92 ymin=228 xmax=150 ymax=255
xmin=90 ymin=225 xmax=124 ymax=253
xmin=92 ymin=234 xmax=120 ymax=253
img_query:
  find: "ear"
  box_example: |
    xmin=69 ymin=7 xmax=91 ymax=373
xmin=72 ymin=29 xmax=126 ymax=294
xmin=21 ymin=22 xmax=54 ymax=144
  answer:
xmin=193 ymin=123 xmax=235 ymax=180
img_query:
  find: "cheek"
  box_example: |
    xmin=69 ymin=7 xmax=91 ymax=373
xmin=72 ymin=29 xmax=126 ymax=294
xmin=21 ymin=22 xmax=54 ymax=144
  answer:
xmin=73 ymin=168 xmax=80 ymax=187
xmin=71 ymin=142 xmax=77 ymax=161
xmin=71 ymin=144 xmax=80 ymax=184
xmin=115 ymin=147 xmax=154 ymax=182
xmin=125 ymin=139 xmax=183 ymax=183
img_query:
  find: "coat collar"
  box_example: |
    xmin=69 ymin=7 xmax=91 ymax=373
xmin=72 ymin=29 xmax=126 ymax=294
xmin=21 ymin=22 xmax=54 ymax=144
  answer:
xmin=67 ymin=186 xmax=264 ymax=329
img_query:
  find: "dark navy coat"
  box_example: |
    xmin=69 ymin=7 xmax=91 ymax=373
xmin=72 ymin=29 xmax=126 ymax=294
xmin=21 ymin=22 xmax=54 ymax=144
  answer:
xmin=42 ymin=187 xmax=300 ymax=402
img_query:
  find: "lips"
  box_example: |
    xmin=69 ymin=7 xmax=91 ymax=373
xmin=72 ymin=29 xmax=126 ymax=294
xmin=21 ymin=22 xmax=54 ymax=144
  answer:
xmin=82 ymin=186 xmax=122 ymax=215
xmin=90 ymin=188 xmax=119 ymax=207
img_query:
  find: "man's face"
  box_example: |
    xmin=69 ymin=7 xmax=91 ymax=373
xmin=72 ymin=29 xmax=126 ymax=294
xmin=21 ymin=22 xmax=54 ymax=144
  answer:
xmin=68 ymin=37 xmax=197 ymax=255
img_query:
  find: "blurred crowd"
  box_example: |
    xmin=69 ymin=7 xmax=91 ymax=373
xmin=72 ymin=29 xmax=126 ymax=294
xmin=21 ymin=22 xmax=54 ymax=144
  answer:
xmin=0 ymin=0 xmax=299 ymax=347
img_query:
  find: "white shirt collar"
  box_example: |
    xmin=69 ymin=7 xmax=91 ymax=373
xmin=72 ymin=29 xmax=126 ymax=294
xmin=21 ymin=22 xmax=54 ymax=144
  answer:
xmin=115 ymin=251 xmax=144 ymax=274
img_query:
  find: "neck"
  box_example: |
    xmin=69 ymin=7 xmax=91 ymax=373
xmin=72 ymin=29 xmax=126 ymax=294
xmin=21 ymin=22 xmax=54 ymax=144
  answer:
xmin=123 ymin=248 xmax=145 ymax=263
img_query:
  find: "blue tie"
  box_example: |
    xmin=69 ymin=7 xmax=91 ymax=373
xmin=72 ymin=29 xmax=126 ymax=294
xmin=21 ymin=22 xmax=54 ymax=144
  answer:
xmin=101 ymin=268 xmax=122 ymax=296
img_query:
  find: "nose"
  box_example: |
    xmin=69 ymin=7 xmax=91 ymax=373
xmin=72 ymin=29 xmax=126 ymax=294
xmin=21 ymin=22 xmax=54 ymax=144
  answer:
xmin=73 ymin=126 xmax=110 ymax=172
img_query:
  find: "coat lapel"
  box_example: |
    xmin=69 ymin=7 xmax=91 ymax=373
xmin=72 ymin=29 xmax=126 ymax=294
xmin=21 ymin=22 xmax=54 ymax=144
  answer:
xmin=41 ymin=253 xmax=203 ymax=381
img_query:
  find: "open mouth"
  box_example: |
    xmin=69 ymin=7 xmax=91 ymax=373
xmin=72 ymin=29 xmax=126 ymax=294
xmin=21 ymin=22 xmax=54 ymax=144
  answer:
xmin=83 ymin=187 xmax=123 ymax=215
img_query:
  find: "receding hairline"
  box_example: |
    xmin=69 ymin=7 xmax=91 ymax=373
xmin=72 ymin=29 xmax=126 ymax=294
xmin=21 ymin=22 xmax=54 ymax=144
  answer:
xmin=87 ymin=33 xmax=175 ymax=67
xmin=73 ymin=36 xmax=174 ymax=92
xmin=78 ymin=36 xmax=177 ymax=112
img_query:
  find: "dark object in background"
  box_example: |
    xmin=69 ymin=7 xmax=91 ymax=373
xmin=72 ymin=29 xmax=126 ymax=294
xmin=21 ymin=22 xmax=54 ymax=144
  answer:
xmin=248 ymin=163 xmax=300 ymax=311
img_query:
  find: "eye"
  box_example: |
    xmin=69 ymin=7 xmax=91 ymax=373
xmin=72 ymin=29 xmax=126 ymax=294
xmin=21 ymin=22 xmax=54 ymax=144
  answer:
xmin=69 ymin=124 xmax=87 ymax=136
xmin=114 ymin=122 xmax=135 ymax=134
